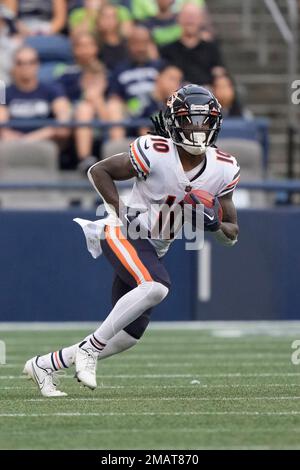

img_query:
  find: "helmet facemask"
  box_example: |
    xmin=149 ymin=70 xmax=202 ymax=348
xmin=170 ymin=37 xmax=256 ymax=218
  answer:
xmin=167 ymin=112 xmax=220 ymax=155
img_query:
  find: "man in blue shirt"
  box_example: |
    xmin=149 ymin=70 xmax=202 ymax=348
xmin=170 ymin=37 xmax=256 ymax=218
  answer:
xmin=0 ymin=46 xmax=71 ymax=143
xmin=108 ymin=26 xmax=163 ymax=141
xmin=136 ymin=63 xmax=183 ymax=136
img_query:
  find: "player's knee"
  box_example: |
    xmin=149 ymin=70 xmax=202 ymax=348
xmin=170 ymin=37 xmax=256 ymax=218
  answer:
xmin=143 ymin=281 xmax=169 ymax=307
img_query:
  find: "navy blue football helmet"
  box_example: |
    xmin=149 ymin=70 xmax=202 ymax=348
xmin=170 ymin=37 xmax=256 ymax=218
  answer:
xmin=164 ymin=84 xmax=223 ymax=155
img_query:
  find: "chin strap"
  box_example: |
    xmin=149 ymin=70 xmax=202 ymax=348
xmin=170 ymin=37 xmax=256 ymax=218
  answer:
xmin=214 ymin=229 xmax=238 ymax=247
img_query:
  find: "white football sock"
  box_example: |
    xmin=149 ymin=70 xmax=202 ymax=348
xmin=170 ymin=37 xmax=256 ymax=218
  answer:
xmin=84 ymin=281 xmax=168 ymax=352
xmin=97 ymin=330 xmax=138 ymax=360
xmin=37 ymin=281 xmax=168 ymax=369
xmin=37 ymin=330 xmax=138 ymax=371
xmin=38 ymin=344 xmax=79 ymax=371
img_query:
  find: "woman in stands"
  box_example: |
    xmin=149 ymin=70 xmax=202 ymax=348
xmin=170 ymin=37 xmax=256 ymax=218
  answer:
xmin=69 ymin=0 xmax=132 ymax=38
xmin=95 ymin=3 xmax=128 ymax=73
xmin=212 ymin=73 xmax=251 ymax=118
xmin=5 ymin=0 xmax=67 ymax=36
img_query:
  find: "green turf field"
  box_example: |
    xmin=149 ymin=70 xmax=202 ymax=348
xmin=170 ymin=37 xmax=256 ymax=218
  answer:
xmin=1 ymin=324 xmax=300 ymax=450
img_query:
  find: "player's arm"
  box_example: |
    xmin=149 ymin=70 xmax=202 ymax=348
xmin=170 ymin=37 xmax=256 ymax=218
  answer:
xmin=88 ymin=153 xmax=138 ymax=216
xmin=215 ymin=191 xmax=239 ymax=246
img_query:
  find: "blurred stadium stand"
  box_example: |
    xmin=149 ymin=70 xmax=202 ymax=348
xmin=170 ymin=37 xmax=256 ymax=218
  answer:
xmin=208 ymin=0 xmax=299 ymax=177
xmin=1 ymin=1 xmax=300 ymax=322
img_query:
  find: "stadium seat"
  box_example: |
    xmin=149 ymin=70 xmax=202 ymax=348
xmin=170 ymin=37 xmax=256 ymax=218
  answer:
xmin=25 ymin=35 xmax=73 ymax=64
xmin=39 ymin=62 xmax=64 ymax=82
xmin=102 ymin=138 xmax=133 ymax=160
xmin=0 ymin=142 xmax=99 ymax=209
xmin=217 ymin=138 xmax=269 ymax=208
xmin=0 ymin=141 xmax=66 ymax=208
xmin=0 ymin=140 xmax=59 ymax=171
xmin=220 ymin=118 xmax=269 ymax=172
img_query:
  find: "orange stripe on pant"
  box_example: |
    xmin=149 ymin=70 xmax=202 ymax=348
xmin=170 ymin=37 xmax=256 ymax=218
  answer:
xmin=105 ymin=226 xmax=153 ymax=285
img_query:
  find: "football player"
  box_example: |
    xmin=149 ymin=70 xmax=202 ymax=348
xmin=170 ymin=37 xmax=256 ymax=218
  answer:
xmin=23 ymin=85 xmax=240 ymax=397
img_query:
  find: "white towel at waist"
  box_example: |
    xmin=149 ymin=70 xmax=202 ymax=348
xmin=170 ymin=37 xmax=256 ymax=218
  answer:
xmin=74 ymin=215 xmax=121 ymax=259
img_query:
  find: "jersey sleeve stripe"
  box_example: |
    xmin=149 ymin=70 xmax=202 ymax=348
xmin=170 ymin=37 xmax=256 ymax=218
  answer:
xmin=217 ymin=176 xmax=240 ymax=197
xmin=225 ymin=175 xmax=240 ymax=189
xmin=218 ymin=187 xmax=237 ymax=197
xmin=233 ymin=168 xmax=240 ymax=180
xmin=130 ymin=143 xmax=150 ymax=176
xmin=136 ymin=139 xmax=151 ymax=169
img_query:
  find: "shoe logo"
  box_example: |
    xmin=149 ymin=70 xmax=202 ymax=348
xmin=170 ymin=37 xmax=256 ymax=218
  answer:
xmin=144 ymin=140 xmax=150 ymax=150
xmin=32 ymin=363 xmax=46 ymax=389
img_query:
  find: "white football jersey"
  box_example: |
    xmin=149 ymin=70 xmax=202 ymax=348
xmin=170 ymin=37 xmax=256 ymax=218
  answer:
xmin=126 ymin=134 xmax=240 ymax=257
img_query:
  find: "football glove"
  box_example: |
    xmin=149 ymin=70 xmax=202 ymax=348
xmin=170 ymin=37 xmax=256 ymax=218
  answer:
xmin=189 ymin=192 xmax=221 ymax=232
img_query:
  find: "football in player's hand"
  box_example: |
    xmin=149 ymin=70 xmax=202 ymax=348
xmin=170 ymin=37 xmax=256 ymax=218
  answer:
xmin=184 ymin=189 xmax=215 ymax=209
xmin=183 ymin=189 xmax=223 ymax=227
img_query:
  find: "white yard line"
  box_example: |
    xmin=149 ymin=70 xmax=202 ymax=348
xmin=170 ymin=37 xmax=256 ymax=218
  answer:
xmin=1 ymin=321 xmax=300 ymax=338
xmin=2 ymin=361 xmax=293 ymax=368
xmin=1 ymin=383 xmax=300 ymax=391
xmin=1 ymin=372 xmax=300 ymax=380
xmin=7 ymin=427 xmax=300 ymax=435
xmin=1 ymin=411 xmax=300 ymax=417
xmin=5 ymin=353 xmax=292 ymax=359
xmin=23 ymin=396 xmax=300 ymax=403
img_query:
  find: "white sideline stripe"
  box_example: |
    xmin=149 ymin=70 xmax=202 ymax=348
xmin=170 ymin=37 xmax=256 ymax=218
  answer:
xmin=6 ymin=353 xmax=292 ymax=359
xmin=2 ymin=372 xmax=300 ymax=379
xmin=1 ymin=362 xmax=294 ymax=370
xmin=2 ymin=320 xmax=300 ymax=333
xmin=24 ymin=396 xmax=300 ymax=403
xmin=8 ymin=427 xmax=300 ymax=435
xmin=0 ymin=364 xmax=18 ymax=368
xmin=5 ymin=361 xmax=292 ymax=368
xmin=0 ymin=387 xmax=24 ymax=390
xmin=102 ymin=361 xmax=294 ymax=367
xmin=0 ymin=359 xmax=291 ymax=370
xmin=2 ymin=383 xmax=300 ymax=391
xmin=1 ymin=411 xmax=300 ymax=417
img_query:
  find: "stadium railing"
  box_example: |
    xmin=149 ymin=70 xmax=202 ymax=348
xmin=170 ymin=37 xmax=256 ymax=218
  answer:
xmin=0 ymin=116 xmax=270 ymax=166
xmin=2 ymin=116 xmax=296 ymax=206
xmin=1 ymin=180 xmax=300 ymax=196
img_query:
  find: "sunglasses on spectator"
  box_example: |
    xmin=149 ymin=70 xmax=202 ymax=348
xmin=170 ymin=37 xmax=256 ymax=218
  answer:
xmin=15 ymin=59 xmax=39 ymax=66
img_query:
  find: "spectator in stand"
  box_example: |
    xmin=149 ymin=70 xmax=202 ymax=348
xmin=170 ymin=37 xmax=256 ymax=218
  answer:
xmin=74 ymin=61 xmax=109 ymax=172
xmin=56 ymin=32 xmax=100 ymax=103
xmin=6 ymin=0 xmax=67 ymax=36
xmin=55 ymin=32 xmax=108 ymax=171
xmin=116 ymin=0 xmax=156 ymax=22
xmin=160 ymin=2 xmax=225 ymax=86
xmin=173 ymin=0 xmax=215 ymax=41
xmin=95 ymin=4 xmax=128 ymax=73
xmin=174 ymin=0 xmax=205 ymax=9
xmin=137 ymin=64 xmax=183 ymax=135
xmin=139 ymin=0 xmax=181 ymax=47
xmin=67 ymin=0 xmax=84 ymax=15
xmin=212 ymin=73 xmax=250 ymax=118
xmin=0 ymin=46 xmax=71 ymax=145
xmin=69 ymin=0 xmax=132 ymax=37
xmin=0 ymin=4 xmax=22 ymax=84
xmin=107 ymin=25 xmax=162 ymax=140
